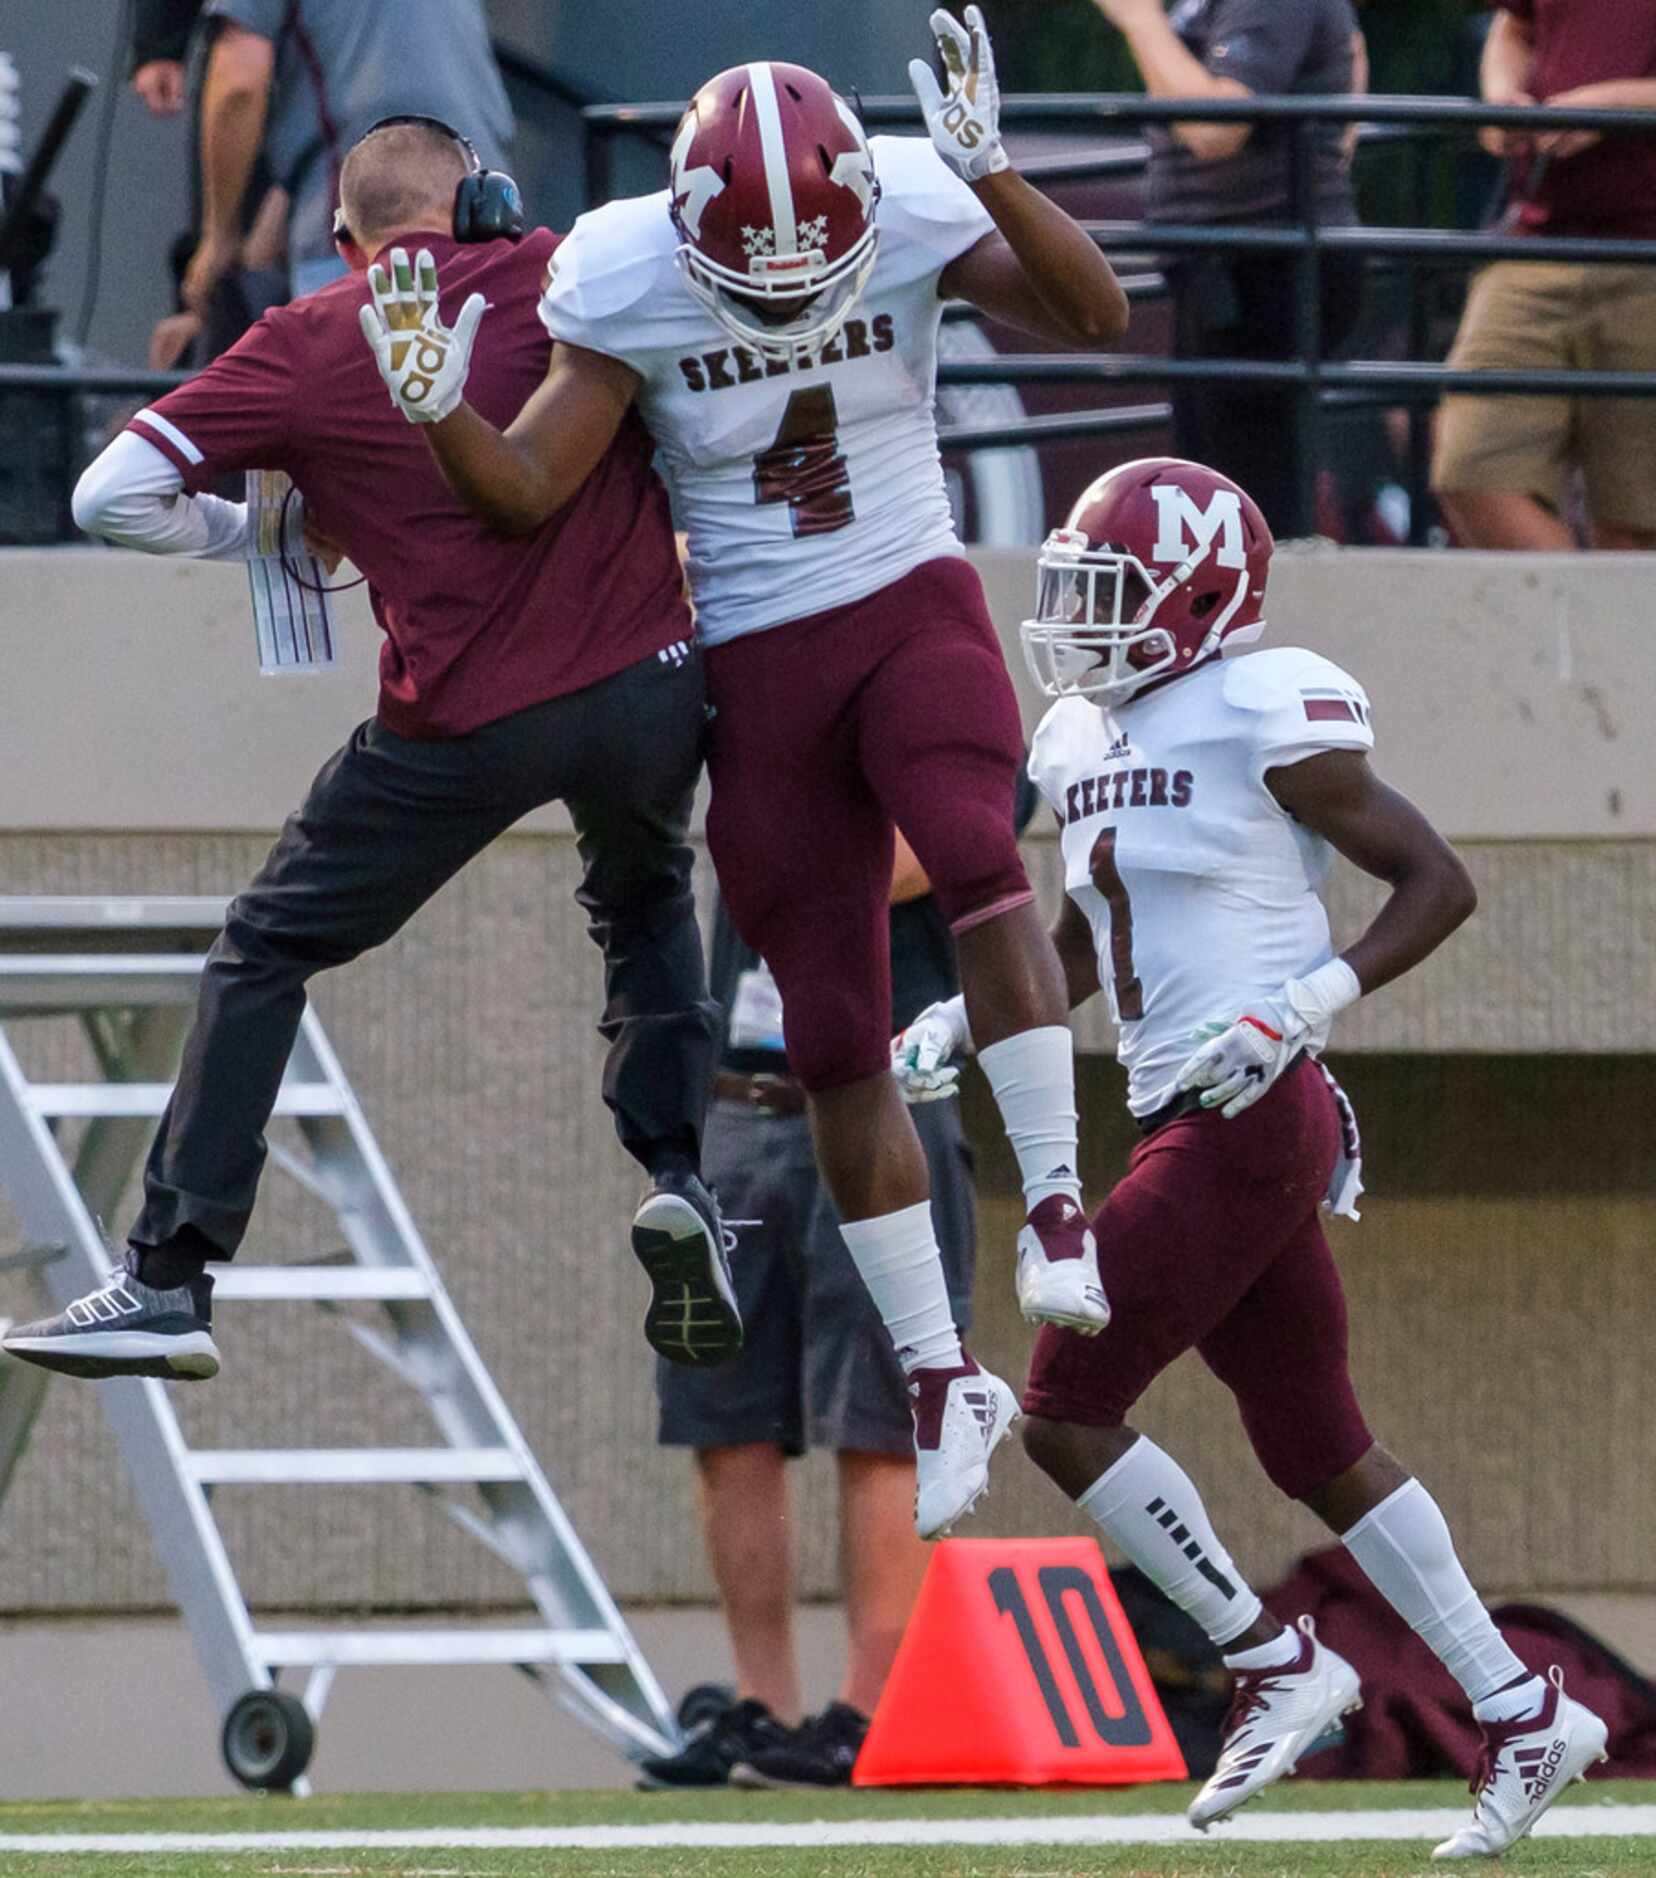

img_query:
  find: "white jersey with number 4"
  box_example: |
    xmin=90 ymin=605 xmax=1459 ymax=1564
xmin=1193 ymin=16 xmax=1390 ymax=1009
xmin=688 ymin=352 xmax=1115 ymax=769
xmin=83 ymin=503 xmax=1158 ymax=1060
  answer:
xmin=538 ymin=136 xmax=993 ymax=645
xmin=1027 ymin=647 xmax=1375 ymax=1118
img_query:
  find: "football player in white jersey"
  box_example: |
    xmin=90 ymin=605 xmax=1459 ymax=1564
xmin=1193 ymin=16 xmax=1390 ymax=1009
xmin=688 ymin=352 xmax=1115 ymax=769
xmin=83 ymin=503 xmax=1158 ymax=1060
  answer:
xmin=892 ymin=457 xmax=1608 ymax=1854
xmin=359 ymin=9 xmax=1131 ymax=1539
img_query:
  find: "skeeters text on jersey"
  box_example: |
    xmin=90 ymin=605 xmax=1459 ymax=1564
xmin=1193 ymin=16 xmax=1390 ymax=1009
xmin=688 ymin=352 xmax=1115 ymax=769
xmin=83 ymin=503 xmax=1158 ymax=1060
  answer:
xmin=1027 ymin=646 xmax=1374 ymax=1117
xmin=538 ymin=137 xmax=994 ymax=645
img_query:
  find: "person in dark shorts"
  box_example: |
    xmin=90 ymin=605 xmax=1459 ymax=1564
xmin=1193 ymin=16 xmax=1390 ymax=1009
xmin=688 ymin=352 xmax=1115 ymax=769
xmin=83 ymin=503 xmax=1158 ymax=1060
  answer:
xmin=639 ymin=800 xmax=1031 ymax=1792
xmin=1090 ymin=0 xmax=1369 ymax=533
xmin=3 ymin=120 xmax=734 ymax=1387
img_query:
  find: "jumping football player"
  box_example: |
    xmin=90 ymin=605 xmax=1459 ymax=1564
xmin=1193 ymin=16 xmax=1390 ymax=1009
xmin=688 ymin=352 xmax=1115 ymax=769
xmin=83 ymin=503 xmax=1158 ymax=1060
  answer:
xmin=891 ymin=457 xmax=1609 ymax=1855
xmin=358 ymin=8 xmax=1130 ymax=1538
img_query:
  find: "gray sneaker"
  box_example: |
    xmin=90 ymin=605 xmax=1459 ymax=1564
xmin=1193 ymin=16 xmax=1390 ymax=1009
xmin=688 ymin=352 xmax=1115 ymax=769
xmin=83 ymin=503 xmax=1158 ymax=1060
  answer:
xmin=2 ymin=1250 xmax=219 ymax=1381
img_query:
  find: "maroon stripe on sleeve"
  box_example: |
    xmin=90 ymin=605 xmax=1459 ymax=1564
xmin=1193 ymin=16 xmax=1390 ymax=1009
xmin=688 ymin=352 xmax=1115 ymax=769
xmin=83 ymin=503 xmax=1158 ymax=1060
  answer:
xmin=1303 ymin=697 xmax=1359 ymax=723
xmin=125 ymin=415 xmax=199 ymax=482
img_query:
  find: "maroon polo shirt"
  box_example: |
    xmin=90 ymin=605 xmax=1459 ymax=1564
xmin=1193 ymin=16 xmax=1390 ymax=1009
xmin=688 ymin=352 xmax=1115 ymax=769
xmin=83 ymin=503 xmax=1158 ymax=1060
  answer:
xmin=128 ymin=229 xmax=691 ymax=738
xmin=1503 ymin=0 xmax=1656 ymax=240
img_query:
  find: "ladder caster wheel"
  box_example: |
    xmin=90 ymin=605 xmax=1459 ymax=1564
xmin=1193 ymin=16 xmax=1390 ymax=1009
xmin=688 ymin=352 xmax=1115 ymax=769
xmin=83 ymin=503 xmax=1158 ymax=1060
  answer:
xmin=222 ymin=1689 xmax=315 ymax=1792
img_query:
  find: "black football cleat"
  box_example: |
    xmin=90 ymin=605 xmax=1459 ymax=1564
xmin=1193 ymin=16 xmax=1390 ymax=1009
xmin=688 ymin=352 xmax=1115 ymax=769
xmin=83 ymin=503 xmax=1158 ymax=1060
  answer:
xmin=636 ymin=1696 xmax=790 ymax=1790
xmin=631 ymin=1169 xmax=743 ymax=1368
xmin=730 ymin=1700 xmax=869 ymax=1789
xmin=1 ymin=1251 xmax=219 ymax=1381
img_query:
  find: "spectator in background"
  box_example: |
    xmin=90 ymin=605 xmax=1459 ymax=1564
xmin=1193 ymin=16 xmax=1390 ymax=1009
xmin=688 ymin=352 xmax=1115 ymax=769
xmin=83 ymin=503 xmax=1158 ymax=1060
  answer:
xmin=1432 ymin=3 xmax=1656 ymax=551
xmin=183 ymin=0 xmax=511 ymax=310
xmin=1089 ymin=0 xmax=1368 ymax=534
xmin=130 ymin=1 xmax=286 ymax=371
xmin=637 ymin=812 xmax=1032 ymax=1792
xmin=130 ymin=1 xmax=202 ymax=118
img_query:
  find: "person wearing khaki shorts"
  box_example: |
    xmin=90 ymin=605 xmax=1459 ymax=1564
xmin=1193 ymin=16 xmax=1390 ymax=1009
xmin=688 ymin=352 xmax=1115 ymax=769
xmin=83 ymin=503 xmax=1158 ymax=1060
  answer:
xmin=1434 ymin=261 xmax=1656 ymax=546
xmin=1431 ymin=0 xmax=1656 ymax=550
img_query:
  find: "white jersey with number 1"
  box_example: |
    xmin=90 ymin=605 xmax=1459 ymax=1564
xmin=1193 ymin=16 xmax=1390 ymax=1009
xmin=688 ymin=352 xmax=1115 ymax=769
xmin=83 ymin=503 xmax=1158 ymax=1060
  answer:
xmin=1027 ymin=647 xmax=1376 ymax=1118
xmin=538 ymin=136 xmax=993 ymax=646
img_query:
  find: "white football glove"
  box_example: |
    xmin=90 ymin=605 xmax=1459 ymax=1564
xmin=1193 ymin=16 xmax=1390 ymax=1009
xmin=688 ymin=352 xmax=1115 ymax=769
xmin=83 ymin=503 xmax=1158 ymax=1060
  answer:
xmin=908 ymin=4 xmax=1010 ymax=184
xmin=1172 ymin=959 xmax=1361 ymax=1121
xmin=358 ymin=246 xmax=486 ymax=424
xmin=891 ymin=995 xmax=974 ymax=1104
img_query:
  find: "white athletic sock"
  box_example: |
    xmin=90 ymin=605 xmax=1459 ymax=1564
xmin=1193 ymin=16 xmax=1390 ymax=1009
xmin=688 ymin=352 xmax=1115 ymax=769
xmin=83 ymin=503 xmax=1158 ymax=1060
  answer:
xmin=1474 ymin=1677 xmax=1548 ymax=1724
xmin=976 ymin=1025 xmax=1084 ymax=1212
xmin=1341 ymin=1479 xmax=1529 ymax=1707
xmin=838 ymin=1201 xmax=963 ymax=1375
xmin=1224 ymin=1626 xmax=1301 ymax=1671
xmin=1077 ymin=1436 xmax=1264 ymax=1648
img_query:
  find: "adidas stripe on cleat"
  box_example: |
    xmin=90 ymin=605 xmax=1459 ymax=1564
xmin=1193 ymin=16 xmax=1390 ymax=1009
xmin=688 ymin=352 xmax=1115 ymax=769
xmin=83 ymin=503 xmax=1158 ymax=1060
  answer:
xmin=1015 ymin=1193 xmax=1109 ymax=1334
xmin=909 ymin=1355 xmax=1020 ymax=1540
xmin=1432 ymin=1667 xmax=1609 ymax=1859
xmin=1189 ymin=1616 xmax=1362 ymax=1832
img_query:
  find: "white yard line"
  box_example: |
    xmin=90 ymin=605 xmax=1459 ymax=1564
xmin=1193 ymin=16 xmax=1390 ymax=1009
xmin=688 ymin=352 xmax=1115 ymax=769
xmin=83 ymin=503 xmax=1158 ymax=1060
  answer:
xmin=0 ymin=1804 xmax=1652 ymax=1854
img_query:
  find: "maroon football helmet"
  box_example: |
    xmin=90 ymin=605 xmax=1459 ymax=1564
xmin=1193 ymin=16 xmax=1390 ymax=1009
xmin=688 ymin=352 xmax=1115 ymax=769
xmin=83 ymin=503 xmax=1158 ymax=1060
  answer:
xmin=668 ymin=61 xmax=880 ymax=362
xmin=1022 ymin=457 xmax=1275 ymax=702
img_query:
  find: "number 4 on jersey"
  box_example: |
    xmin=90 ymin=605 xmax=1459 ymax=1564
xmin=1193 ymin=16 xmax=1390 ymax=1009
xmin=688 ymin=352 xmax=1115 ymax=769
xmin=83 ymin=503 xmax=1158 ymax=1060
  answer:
xmin=753 ymin=385 xmax=856 ymax=538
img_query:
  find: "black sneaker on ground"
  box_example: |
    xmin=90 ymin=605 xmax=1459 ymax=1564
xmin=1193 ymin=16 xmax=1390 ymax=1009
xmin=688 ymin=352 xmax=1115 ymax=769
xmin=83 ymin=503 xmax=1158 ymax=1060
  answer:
xmin=635 ymin=1696 xmax=790 ymax=1790
xmin=631 ymin=1170 xmax=743 ymax=1368
xmin=730 ymin=1700 xmax=869 ymax=1789
xmin=0 ymin=1251 xmax=218 ymax=1381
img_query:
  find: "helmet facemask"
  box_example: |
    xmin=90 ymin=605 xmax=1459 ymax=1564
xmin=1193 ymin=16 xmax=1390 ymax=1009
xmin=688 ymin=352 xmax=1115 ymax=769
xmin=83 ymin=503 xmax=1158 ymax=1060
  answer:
xmin=1021 ymin=529 xmax=1261 ymax=702
xmin=674 ymin=219 xmax=879 ymax=366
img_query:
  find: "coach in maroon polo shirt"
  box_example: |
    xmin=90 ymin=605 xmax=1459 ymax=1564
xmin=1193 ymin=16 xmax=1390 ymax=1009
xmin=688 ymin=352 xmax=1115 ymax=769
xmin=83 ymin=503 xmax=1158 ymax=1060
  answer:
xmin=7 ymin=121 xmax=740 ymax=1388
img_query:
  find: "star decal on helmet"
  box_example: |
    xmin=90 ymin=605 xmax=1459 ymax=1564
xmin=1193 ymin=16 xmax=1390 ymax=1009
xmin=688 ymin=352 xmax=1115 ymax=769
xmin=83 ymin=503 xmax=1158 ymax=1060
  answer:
xmin=741 ymin=224 xmax=777 ymax=258
xmin=796 ymin=214 xmax=830 ymax=251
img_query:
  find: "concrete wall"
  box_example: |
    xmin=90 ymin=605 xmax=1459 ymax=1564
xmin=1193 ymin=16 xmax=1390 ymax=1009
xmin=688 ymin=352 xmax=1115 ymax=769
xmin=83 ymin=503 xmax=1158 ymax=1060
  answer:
xmin=7 ymin=544 xmax=1656 ymax=843
xmin=0 ymin=546 xmax=1652 ymax=1618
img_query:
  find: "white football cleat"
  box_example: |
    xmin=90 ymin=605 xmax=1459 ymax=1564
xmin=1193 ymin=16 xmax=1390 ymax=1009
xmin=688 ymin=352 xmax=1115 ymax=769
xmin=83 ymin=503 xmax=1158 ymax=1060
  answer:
xmin=1432 ymin=1667 xmax=1608 ymax=1859
xmin=908 ymin=1355 xmax=1019 ymax=1540
xmin=1016 ymin=1194 xmax=1109 ymax=1334
xmin=1189 ymin=1616 xmax=1362 ymax=1831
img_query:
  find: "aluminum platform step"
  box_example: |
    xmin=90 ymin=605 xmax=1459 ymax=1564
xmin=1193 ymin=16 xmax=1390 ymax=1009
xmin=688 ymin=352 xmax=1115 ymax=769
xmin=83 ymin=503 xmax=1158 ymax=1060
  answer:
xmin=254 ymin=1628 xmax=629 ymax=1669
xmin=26 ymin=1082 xmax=346 ymax=1119
xmin=186 ymin=1447 xmax=524 ymax=1487
xmin=212 ymin=1267 xmax=432 ymax=1303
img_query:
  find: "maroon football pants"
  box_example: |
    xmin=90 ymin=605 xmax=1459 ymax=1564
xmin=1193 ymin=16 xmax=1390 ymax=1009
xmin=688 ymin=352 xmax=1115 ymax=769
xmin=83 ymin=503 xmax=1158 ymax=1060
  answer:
xmin=1024 ymin=1057 xmax=1375 ymax=1501
xmin=703 ymin=556 xmax=1032 ymax=1092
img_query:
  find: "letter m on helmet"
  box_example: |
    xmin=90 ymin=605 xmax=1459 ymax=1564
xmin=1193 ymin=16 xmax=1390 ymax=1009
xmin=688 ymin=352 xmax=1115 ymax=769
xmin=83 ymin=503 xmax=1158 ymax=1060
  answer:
xmin=1149 ymin=483 xmax=1247 ymax=571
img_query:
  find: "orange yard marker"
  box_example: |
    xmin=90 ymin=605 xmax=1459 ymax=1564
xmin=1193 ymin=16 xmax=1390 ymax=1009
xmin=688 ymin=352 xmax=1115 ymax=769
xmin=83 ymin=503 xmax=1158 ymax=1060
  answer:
xmin=854 ymin=1537 xmax=1187 ymax=1787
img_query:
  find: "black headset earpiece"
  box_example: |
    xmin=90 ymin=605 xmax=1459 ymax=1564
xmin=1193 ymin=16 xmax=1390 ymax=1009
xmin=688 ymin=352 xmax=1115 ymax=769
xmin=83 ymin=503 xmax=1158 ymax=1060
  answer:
xmin=452 ymin=165 xmax=527 ymax=243
xmin=336 ymin=113 xmax=526 ymax=249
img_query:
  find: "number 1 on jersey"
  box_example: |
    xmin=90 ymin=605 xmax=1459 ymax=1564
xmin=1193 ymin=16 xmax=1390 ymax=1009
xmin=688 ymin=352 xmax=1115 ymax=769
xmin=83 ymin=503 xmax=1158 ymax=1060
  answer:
xmin=754 ymin=385 xmax=855 ymax=538
xmin=1089 ymin=828 xmax=1143 ymax=1021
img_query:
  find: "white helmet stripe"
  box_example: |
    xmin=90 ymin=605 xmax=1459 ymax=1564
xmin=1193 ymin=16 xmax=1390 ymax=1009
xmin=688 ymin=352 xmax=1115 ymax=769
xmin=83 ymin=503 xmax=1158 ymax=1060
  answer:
xmin=1195 ymin=567 xmax=1254 ymax=664
xmin=746 ymin=62 xmax=799 ymax=255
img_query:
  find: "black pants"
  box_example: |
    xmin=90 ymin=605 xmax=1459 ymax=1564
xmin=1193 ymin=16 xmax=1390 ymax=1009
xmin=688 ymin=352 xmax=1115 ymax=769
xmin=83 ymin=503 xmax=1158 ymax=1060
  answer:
xmin=131 ymin=649 xmax=719 ymax=1260
xmin=1170 ymin=251 xmax=1367 ymax=536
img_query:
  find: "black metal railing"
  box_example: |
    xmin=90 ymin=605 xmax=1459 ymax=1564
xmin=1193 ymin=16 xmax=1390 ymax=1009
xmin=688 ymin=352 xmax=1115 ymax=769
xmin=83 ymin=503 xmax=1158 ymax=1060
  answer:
xmin=10 ymin=94 xmax=1655 ymax=549
xmin=585 ymin=90 xmax=1656 ymax=542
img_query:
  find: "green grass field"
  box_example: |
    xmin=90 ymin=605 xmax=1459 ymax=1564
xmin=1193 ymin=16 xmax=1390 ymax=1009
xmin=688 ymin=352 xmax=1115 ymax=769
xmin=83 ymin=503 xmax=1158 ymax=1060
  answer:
xmin=2 ymin=1781 xmax=1654 ymax=1878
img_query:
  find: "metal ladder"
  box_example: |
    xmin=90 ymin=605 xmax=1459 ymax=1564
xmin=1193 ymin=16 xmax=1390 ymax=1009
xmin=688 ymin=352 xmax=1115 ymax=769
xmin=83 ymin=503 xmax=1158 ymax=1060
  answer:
xmin=0 ymin=896 xmax=676 ymax=1787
